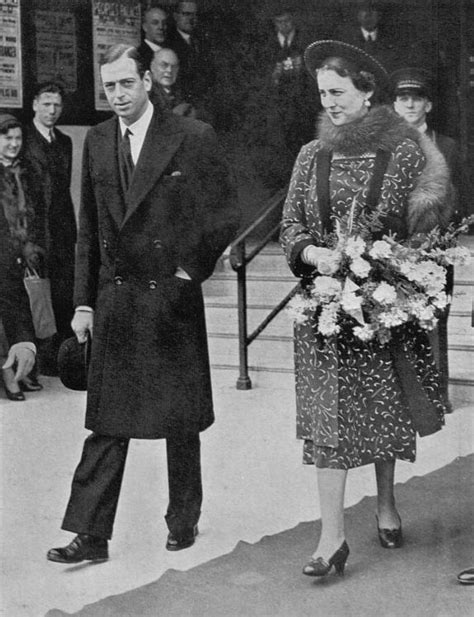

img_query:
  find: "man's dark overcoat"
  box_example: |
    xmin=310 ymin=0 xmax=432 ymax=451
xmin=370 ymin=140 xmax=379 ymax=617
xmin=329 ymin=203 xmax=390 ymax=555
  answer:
xmin=76 ymin=108 xmax=238 ymax=439
xmin=22 ymin=125 xmax=77 ymax=338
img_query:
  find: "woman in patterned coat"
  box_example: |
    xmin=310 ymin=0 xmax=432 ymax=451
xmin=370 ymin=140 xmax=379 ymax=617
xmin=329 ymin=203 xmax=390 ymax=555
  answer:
xmin=280 ymin=41 xmax=451 ymax=578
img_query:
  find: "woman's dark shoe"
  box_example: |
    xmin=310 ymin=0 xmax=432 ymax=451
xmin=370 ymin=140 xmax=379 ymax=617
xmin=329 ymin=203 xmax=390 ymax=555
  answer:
xmin=166 ymin=525 xmax=199 ymax=551
xmin=47 ymin=534 xmax=109 ymax=563
xmin=4 ymin=386 xmax=25 ymax=401
xmin=376 ymin=515 xmax=403 ymax=549
xmin=302 ymin=540 xmax=350 ymax=577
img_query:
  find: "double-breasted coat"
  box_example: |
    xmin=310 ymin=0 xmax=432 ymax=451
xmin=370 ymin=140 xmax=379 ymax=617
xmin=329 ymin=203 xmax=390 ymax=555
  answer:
xmin=76 ymin=108 xmax=238 ymax=439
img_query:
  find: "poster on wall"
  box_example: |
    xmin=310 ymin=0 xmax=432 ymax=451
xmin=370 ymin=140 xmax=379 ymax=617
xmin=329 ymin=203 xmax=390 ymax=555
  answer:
xmin=92 ymin=0 xmax=141 ymax=111
xmin=35 ymin=10 xmax=77 ymax=92
xmin=0 ymin=0 xmax=22 ymax=108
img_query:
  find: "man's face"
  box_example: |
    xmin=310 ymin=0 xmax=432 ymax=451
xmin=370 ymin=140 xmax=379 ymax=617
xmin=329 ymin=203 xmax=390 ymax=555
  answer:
xmin=0 ymin=127 xmax=22 ymax=163
xmin=274 ymin=13 xmax=294 ymax=37
xmin=151 ymin=50 xmax=179 ymax=87
xmin=394 ymin=92 xmax=432 ymax=127
xmin=174 ymin=2 xmax=197 ymax=34
xmin=33 ymin=92 xmax=63 ymax=128
xmin=357 ymin=9 xmax=379 ymax=31
xmin=101 ymin=55 xmax=152 ymax=126
xmin=142 ymin=8 xmax=168 ymax=45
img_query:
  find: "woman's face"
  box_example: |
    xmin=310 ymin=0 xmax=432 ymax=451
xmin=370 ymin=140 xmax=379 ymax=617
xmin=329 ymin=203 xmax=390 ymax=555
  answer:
xmin=317 ymin=69 xmax=371 ymax=126
xmin=0 ymin=127 xmax=22 ymax=164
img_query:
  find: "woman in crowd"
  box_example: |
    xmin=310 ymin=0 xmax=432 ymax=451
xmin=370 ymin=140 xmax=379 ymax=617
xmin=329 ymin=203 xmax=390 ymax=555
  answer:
xmin=0 ymin=113 xmax=43 ymax=400
xmin=280 ymin=41 xmax=451 ymax=578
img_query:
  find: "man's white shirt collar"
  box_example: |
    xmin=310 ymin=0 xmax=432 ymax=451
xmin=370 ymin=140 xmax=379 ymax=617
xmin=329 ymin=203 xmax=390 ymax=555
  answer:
xmin=145 ymin=39 xmax=162 ymax=52
xmin=361 ymin=27 xmax=377 ymax=41
xmin=278 ymin=31 xmax=295 ymax=47
xmin=119 ymin=100 xmax=154 ymax=165
xmin=178 ymin=29 xmax=191 ymax=44
xmin=33 ymin=117 xmax=54 ymax=142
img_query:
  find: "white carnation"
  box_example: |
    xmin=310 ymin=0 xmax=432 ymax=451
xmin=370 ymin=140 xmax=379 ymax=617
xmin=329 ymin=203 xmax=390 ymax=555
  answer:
xmin=373 ymin=282 xmax=397 ymax=305
xmin=369 ymin=240 xmax=393 ymax=260
xmin=350 ymin=257 xmax=371 ymax=279
xmin=345 ymin=236 xmax=366 ymax=259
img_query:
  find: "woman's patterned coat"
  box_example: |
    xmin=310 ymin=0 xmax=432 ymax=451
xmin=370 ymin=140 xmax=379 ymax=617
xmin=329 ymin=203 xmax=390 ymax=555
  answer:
xmin=280 ymin=106 xmax=451 ymax=468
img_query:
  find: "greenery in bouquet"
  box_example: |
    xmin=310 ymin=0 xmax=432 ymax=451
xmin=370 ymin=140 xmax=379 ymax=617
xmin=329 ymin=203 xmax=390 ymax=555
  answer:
xmin=287 ymin=204 xmax=473 ymax=345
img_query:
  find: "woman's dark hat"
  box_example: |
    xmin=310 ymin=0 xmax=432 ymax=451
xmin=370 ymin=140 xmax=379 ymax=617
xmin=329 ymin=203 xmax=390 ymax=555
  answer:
xmin=0 ymin=113 xmax=20 ymax=131
xmin=390 ymin=67 xmax=433 ymax=100
xmin=304 ymin=39 xmax=389 ymax=90
xmin=58 ymin=335 xmax=91 ymax=391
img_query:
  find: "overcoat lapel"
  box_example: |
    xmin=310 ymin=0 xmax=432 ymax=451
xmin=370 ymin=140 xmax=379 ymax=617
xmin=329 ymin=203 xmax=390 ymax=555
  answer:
xmin=122 ymin=111 xmax=185 ymax=226
xmin=96 ymin=118 xmax=127 ymax=230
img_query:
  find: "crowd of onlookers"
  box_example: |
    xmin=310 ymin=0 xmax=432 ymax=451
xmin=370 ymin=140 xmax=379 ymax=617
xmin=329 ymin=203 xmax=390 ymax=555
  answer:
xmin=0 ymin=0 xmax=469 ymax=401
xmin=138 ymin=1 xmax=461 ymax=189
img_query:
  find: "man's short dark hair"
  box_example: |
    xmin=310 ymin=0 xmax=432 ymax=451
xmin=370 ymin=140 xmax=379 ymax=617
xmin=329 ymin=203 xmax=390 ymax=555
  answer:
xmin=100 ymin=44 xmax=147 ymax=78
xmin=143 ymin=4 xmax=168 ymax=23
xmin=33 ymin=82 xmax=65 ymax=101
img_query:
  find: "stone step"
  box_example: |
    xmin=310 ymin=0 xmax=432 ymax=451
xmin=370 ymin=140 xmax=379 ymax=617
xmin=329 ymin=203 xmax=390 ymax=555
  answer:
xmin=205 ymin=304 xmax=472 ymax=343
xmin=203 ymin=275 xmax=298 ymax=306
xmin=208 ymin=330 xmax=472 ymax=375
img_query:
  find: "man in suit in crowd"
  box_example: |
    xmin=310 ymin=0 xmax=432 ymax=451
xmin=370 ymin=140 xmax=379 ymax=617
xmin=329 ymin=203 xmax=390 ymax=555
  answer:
xmin=256 ymin=7 xmax=317 ymax=188
xmin=137 ymin=5 xmax=169 ymax=70
xmin=333 ymin=0 xmax=401 ymax=73
xmin=22 ymin=83 xmax=77 ymax=376
xmin=46 ymin=44 xmax=238 ymax=563
xmin=167 ymin=1 xmax=214 ymax=111
xmin=150 ymin=48 xmax=207 ymax=120
xmin=150 ymin=48 xmax=191 ymax=115
xmin=391 ymin=66 xmax=470 ymax=411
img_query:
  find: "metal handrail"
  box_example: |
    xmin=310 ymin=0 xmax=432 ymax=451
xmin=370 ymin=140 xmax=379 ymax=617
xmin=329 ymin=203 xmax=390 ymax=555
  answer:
xmin=229 ymin=187 xmax=300 ymax=389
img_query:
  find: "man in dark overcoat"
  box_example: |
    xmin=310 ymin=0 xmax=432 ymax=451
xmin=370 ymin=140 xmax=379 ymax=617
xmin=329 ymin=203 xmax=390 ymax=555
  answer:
xmin=47 ymin=44 xmax=239 ymax=564
xmin=391 ymin=66 xmax=471 ymax=410
xmin=22 ymin=82 xmax=77 ymax=375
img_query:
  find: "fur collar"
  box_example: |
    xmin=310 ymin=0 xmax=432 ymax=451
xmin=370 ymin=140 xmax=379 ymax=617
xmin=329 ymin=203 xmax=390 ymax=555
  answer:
xmin=316 ymin=105 xmax=452 ymax=233
xmin=317 ymin=105 xmax=420 ymax=156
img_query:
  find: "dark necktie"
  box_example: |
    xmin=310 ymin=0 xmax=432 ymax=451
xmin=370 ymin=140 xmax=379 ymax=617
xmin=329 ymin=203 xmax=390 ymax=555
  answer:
xmin=119 ymin=128 xmax=134 ymax=191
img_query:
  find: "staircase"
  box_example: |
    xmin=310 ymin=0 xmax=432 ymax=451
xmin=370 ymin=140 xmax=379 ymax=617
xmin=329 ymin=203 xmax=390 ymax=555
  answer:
xmin=203 ymin=237 xmax=474 ymax=405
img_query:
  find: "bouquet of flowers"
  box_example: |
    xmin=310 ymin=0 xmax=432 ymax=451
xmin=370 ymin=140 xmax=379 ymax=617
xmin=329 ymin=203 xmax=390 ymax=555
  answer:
xmin=287 ymin=203 xmax=473 ymax=345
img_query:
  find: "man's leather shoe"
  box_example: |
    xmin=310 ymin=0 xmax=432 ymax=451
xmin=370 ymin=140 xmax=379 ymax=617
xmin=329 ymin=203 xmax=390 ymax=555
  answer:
xmin=47 ymin=534 xmax=108 ymax=563
xmin=166 ymin=525 xmax=199 ymax=551
xmin=457 ymin=568 xmax=474 ymax=585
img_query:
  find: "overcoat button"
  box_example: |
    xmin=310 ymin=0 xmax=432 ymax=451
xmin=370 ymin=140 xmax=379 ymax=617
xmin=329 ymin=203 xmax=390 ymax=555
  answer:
xmin=102 ymin=239 xmax=108 ymax=248
xmin=149 ymin=280 xmax=157 ymax=290
xmin=153 ymin=239 xmax=163 ymax=249
xmin=114 ymin=276 xmax=123 ymax=285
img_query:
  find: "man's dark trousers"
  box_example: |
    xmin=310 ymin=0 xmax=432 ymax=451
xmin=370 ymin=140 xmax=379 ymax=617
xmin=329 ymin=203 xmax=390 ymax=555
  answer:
xmin=61 ymin=432 xmax=202 ymax=540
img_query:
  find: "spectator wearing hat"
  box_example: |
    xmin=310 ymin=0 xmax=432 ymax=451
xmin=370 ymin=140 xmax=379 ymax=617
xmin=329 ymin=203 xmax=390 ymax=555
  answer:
xmin=392 ymin=66 xmax=471 ymax=409
xmin=22 ymin=82 xmax=77 ymax=376
xmin=0 ymin=113 xmax=41 ymax=400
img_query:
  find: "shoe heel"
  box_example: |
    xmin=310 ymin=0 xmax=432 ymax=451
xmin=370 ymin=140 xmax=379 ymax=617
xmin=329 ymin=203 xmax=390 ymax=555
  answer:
xmin=332 ymin=542 xmax=349 ymax=576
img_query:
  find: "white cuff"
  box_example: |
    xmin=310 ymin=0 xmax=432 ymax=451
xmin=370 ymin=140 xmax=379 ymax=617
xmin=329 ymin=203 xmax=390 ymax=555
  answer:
xmin=75 ymin=306 xmax=94 ymax=313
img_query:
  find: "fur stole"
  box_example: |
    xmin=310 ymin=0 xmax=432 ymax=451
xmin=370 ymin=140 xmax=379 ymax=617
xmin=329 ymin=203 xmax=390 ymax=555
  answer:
xmin=316 ymin=105 xmax=452 ymax=233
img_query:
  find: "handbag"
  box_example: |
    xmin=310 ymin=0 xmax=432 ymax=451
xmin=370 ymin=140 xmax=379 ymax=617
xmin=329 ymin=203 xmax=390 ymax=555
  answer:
xmin=23 ymin=267 xmax=57 ymax=339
